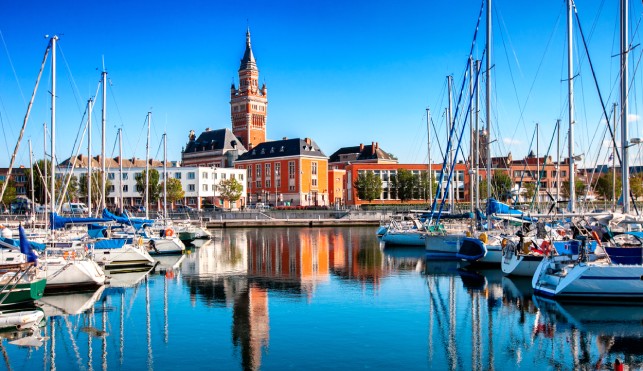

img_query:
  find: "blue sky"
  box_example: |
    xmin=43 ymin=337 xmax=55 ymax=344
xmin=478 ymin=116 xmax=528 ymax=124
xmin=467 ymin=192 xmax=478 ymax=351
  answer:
xmin=1 ymin=0 xmax=642 ymax=170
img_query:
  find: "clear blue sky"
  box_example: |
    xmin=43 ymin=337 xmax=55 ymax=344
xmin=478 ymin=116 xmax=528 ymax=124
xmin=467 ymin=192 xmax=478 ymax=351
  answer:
xmin=1 ymin=0 xmax=641 ymax=170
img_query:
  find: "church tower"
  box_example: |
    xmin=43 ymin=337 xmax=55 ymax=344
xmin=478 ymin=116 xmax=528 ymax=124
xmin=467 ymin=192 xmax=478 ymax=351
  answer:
xmin=231 ymin=29 xmax=267 ymax=150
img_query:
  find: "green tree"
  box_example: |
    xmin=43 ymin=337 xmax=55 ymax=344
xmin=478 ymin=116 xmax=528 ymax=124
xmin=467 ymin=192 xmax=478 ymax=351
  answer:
xmin=523 ymin=182 xmax=536 ymax=201
xmin=163 ymin=178 xmax=185 ymax=205
xmin=24 ymin=159 xmax=51 ymax=204
xmin=594 ymin=174 xmax=621 ymax=201
xmin=562 ymin=179 xmax=587 ymax=199
xmin=418 ymin=171 xmax=437 ymax=201
xmin=479 ymin=171 xmax=512 ymax=201
xmin=218 ymin=177 xmax=243 ymax=205
xmin=79 ymin=172 xmax=113 ymax=210
xmin=135 ymin=169 xmax=162 ymax=203
xmin=0 ymin=180 xmax=17 ymax=206
xmin=353 ymin=171 xmax=383 ymax=203
xmin=631 ymin=175 xmax=643 ymax=199
xmin=391 ymin=169 xmax=418 ymax=203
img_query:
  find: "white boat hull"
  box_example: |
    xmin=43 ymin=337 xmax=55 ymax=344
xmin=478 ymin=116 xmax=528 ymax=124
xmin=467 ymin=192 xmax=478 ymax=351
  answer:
xmin=45 ymin=257 xmax=106 ymax=290
xmin=424 ymin=234 xmax=464 ymax=256
xmin=477 ymin=245 xmax=502 ymax=265
xmin=501 ymin=251 xmax=543 ymax=277
xmin=0 ymin=309 xmax=44 ymax=330
xmin=533 ymin=257 xmax=643 ymax=298
xmin=93 ymin=245 xmax=155 ymax=268
xmin=148 ymin=237 xmax=185 ymax=255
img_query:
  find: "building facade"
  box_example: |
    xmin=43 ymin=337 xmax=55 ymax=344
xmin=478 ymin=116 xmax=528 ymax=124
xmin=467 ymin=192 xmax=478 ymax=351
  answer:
xmin=235 ymin=138 xmax=328 ymax=207
xmin=181 ymin=128 xmax=246 ymax=167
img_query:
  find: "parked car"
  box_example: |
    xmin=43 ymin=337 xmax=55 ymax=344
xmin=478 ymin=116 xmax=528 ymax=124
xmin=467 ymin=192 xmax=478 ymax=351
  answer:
xmin=61 ymin=202 xmax=89 ymax=214
xmin=202 ymin=204 xmax=222 ymax=212
xmin=176 ymin=205 xmax=197 ymax=213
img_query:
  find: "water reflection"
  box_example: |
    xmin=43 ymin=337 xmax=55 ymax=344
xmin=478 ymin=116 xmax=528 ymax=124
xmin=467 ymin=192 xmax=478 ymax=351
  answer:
xmin=0 ymin=227 xmax=641 ymax=370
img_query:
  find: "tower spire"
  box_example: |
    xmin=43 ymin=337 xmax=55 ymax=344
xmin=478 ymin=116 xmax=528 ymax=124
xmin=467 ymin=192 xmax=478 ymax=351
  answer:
xmin=240 ymin=27 xmax=256 ymax=70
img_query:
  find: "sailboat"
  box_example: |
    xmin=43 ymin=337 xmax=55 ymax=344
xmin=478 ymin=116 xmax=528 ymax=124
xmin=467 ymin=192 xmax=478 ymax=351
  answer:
xmin=532 ymin=0 xmax=643 ymax=298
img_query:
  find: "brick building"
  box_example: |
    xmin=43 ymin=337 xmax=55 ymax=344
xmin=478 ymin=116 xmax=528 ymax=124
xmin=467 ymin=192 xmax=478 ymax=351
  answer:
xmin=235 ymin=137 xmax=328 ymax=207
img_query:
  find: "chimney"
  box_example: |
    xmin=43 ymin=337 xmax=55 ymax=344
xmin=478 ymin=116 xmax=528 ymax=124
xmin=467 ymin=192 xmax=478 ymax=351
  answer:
xmin=282 ymin=137 xmax=288 ymax=140
xmin=205 ymin=127 xmax=211 ymax=132
xmin=375 ymin=142 xmax=379 ymax=150
xmin=359 ymin=143 xmax=364 ymax=152
xmin=305 ymin=137 xmax=311 ymax=145
xmin=371 ymin=142 xmax=376 ymax=155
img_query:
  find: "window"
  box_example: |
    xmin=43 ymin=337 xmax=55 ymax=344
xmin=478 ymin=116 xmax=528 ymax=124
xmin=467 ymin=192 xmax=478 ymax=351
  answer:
xmin=265 ymin=163 xmax=271 ymax=178
xmin=312 ymin=178 xmax=317 ymax=186
xmin=265 ymin=179 xmax=271 ymax=188
xmin=135 ymin=172 xmax=141 ymax=179
xmin=108 ymin=173 xmax=115 ymax=180
xmin=175 ymin=173 xmax=182 ymax=179
xmin=202 ymin=172 xmax=208 ymax=179
xmin=122 ymin=173 xmax=128 ymax=180
xmin=108 ymin=185 xmax=115 ymax=192
xmin=188 ymin=184 xmax=195 ymax=191
xmin=123 ymin=185 xmax=128 ymax=192
xmin=288 ymin=161 xmax=295 ymax=179
xmin=136 ymin=185 xmax=143 ymax=192
xmin=256 ymin=180 xmax=262 ymax=188
xmin=256 ymin=164 xmax=261 ymax=178
xmin=202 ymin=184 xmax=208 ymax=191
xmin=221 ymin=173 xmax=227 ymax=179
xmin=188 ymin=172 xmax=196 ymax=180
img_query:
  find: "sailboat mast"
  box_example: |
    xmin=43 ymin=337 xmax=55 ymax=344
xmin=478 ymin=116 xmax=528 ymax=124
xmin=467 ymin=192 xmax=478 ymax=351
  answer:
xmin=29 ymin=140 xmax=35 ymax=217
xmin=119 ymin=128 xmax=124 ymax=211
xmin=51 ymin=36 xmax=57 ymax=215
xmin=469 ymin=57 xmax=474 ymax=214
xmin=485 ymin=0 xmax=492 ymax=201
xmin=145 ymin=112 xmax=151 ymax=219
xmin=613 ymin=104 xmax=618 ymax=211
xmin=567 ymin=0 xmax=576 ymax=212
xmin=620 ymin=0 xmax=630 ymax=213
xmin=87 ymin=98 xmax=93 ymax=217
xmin=447 ymin=75 xmax=454 ymax=210
xmin=426 ymin=108 xmax=432 ymax=204
xmin=163 ymin=132 xmax=168 ymax=222
xmin=556 ymin=119 xmax=561 ymax=208
xmin=101 ymin=67 xmax=107 ymax=211
xmin=475 ymin=60 xmax=481 ymax=209
xmin=44 ymin=122 xmax=48 ymax=223
xmin=536 ymin=122 xmax=539 ymax=203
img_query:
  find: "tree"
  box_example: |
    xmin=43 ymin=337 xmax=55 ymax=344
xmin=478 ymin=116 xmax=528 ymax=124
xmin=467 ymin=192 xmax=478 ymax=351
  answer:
xmin=594 ymin=174 xmax=621 ymax=201
xmin=135 ymin=169 xmax=162 ymax=203
xmin=418 ymin=171 xmax=437 ymax=201
xmin=218 ymin=177 xmax=243 ymax=205
xmin=631 ymin=175 xmax=643 ymax=200
xmin=163 ymin=178 xmax=185 ymax=205
xmin=523 ymin=182 xmax=536 ymax=202
xmin=479 ymin=171 xmax=513 ymax=201
xmin=79 ymin=172 xmax=113 ymax=210
xmin=0 ymin=180 xmax=17 ymax=206
xmin=353 ymin=171 xmax=383 ymax=203
xmin=390 ymin=169 xmax=418 ymax=203
xmin=24 ymin=159 xmax=51 ymax=204
xmin=562 ymin=179 xmax=586 ymax=199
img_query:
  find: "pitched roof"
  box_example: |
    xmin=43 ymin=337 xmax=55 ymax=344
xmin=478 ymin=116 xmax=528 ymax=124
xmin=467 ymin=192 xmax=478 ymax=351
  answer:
xmin=59 ymin=155 xmax=167 ymax=169
xmin=236 ymin=138 xmax=326 ymax=161
xmin=328 ymin=143 xmax=396 ymax=163
xmin=239 ymin=28 xmax=257 ymax=71
xmin=183 ymin=128 xmax=247 ymax=154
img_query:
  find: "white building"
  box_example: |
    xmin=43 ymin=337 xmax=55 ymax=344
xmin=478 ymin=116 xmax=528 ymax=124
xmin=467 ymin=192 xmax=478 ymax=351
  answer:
xmin=61 ymin=156 xmax=246 ymax=210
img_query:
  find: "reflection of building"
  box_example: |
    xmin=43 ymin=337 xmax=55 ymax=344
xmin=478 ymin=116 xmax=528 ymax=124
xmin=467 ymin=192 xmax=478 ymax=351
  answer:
xmin=329 ymin=228 xmax=387 ymax=287
xmin=233 ymin=286 xmax=269 ymax=371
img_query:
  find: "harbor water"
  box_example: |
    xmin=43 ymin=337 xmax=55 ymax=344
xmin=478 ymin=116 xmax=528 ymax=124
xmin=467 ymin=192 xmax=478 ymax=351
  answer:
xmin=2 ymin=226 xmax=643 ymax=370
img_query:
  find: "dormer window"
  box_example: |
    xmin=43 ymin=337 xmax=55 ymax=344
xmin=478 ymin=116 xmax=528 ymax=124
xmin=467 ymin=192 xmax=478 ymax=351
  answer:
xmin=280 ymin=146 xmax=285 ymax=152
xmin=252 ymin=149 xmax=256 ymax=155
xmin=270 ymin=147 xmax=274 ymax=153
xmin=260 ymin=148 xmax=265 ymax=154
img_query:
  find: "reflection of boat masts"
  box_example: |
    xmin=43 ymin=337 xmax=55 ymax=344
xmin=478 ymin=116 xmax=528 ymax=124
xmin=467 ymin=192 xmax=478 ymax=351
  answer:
xmin=448 ymin=277 xmax=458 ymax=371
xmin=146 ymin=276 xmax=153 ymax=370
xmin=164 ymin=274 xmax=169 ymax=344
xmin=428 ymin=277 xmax=434 ymax=362
xmin=87 ymin=305 xmax=94 ymax=371
xmin=62 ymin=316 xmax=83 ymax=369
xmin=102 ymin=295 xmax=107 ymax=371
xmin=471 ymin=294 xmax=482 ymax=371
xmin=50 ymin=319 xmax=56 ymax=371
xmin=120 ymin=292 xmax=124 ymax=365
xmin=426 ymin=275 xmax=461 ymax=370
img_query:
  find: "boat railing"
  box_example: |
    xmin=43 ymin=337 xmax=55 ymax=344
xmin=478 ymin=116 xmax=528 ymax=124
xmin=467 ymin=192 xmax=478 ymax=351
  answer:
xmin=0 ymin=262 xmax=38 ymax=305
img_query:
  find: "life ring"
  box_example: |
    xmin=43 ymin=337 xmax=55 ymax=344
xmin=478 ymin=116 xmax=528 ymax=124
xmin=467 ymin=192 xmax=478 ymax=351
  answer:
xmin=63 ymin=251 xmax=76 ymax=260
xmin=165 ymin=228 xmax=174 ymax=237
xmin=591 ymin=231 xmax=602 ymax=246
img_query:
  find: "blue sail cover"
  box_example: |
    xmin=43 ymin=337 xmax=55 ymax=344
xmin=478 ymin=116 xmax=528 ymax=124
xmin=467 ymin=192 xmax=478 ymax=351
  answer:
xmin=486 ymin=198 xmax=523 ymax=216
xmin=19 ymin=225 xmax=38 ymax=264
xmin=49 ymin=212 xmax=111 ymax=230
xmin=102 ymin=208 xmax=153 ymax=230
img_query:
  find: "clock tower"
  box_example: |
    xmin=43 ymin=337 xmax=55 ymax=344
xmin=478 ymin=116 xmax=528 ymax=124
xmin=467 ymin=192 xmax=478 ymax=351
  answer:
xmin=230 ymin=29 xmax=267 ymax=150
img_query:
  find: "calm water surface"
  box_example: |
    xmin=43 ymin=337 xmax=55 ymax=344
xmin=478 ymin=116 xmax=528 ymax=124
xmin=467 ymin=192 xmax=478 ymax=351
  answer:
xmin=3 ymin=226 xmax=643 ymax=370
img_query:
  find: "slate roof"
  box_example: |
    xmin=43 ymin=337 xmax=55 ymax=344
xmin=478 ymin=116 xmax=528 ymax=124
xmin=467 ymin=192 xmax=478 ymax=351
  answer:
xmin=240 ymin=29 xmax=257 ymax=71
xmin=328 ymin=144 xmax=396 ymax=163
xmin=60 ymin=155 xmax=166 ymax=169
xmin=183 ymin=128 xmax=247 ymax=154
xmin=236 ymin=138 xmax=326 ymax=161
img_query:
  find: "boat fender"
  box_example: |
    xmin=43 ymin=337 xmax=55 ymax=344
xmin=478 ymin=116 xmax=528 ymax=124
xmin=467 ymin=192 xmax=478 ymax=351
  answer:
xmin=479 ymin=233 xmax=488 ymax=244
xmin=165 ymin=228 xmax=174 ymax=237
xmin=466 ymin=231 xmax=472 ymax=237
xmin=590 ymin=231 xmax=602 ymax=246
xmin=137 ymin=237 xmax=144 ymax=247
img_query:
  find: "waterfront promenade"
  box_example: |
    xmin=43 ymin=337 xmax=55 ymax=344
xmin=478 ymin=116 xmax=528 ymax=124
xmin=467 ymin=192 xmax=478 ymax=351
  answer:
xmin=202 ymin=209 xmax=384 ymax=228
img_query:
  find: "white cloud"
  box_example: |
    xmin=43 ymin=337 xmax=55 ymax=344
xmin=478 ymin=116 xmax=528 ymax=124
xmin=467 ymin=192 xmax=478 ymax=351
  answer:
xmin=503 ymin=137 xmax=521 ymax=145
xmin=628 ymin=113 xmax=640 ymax=123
